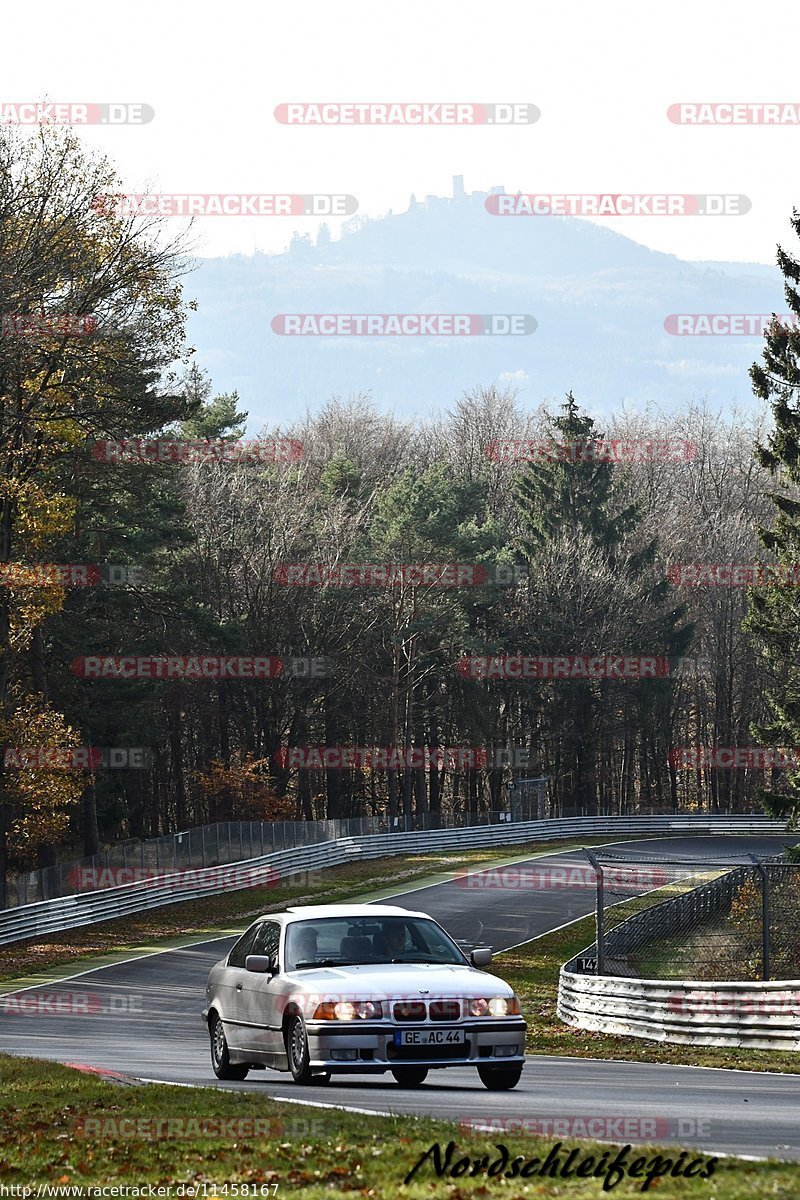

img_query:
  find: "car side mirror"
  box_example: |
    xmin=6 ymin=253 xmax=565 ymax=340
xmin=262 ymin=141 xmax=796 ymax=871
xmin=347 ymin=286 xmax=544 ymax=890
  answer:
xmin=470 ymin=947 xmax=493 ymax=968
xmin=246 ymin=954 xmax=277 ymax=974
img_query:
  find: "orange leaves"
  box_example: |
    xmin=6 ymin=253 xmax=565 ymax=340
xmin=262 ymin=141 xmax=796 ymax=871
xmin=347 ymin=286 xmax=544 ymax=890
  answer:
xmin=0 ymin=693 xmax=85 ymax=863
xmin=194 ymin=754 xmax=295 ymax=821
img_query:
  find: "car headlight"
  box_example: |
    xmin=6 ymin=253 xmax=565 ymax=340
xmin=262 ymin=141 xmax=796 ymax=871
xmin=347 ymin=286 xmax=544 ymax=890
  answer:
xmin=469 ymin=995 xmax=520 ymax=1017
xmin=312 ymin=1000 xmax=383 ymax=1020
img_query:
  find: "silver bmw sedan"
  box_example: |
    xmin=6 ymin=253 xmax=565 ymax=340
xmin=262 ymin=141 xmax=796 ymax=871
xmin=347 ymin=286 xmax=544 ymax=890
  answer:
xmin=203 ymin=902 xmax=526 ymax=1089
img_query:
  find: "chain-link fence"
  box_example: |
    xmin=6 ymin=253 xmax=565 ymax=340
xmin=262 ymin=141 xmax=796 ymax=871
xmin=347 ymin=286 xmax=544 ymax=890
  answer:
xmin=574 ymin=848 xmax=799 ymax=982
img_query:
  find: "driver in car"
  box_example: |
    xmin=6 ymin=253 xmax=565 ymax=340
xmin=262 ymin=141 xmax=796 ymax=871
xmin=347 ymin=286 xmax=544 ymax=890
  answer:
xmin=290 ymin=926 xmax=319 ymax=969
xmin=373 ymin=922 xmax=407 ymax=959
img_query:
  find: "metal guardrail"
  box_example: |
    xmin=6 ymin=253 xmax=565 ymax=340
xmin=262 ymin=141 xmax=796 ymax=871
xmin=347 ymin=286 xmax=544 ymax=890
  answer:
xmin=558 ymin=969 xmax=800 ymax=1049
xmin=2 ymin=816 xmax=786 ymax=947
xmin=558 ymin=847 xmax=800 ymax=1050
xmin=0 ymin=814 xmax=787 ymax=947
xmin=6 ymin=801 xmax=551 ymax=907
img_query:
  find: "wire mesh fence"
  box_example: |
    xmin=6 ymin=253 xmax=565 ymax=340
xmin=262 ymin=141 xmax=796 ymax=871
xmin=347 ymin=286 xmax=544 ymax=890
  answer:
xmin=574 ymin=848 xmax=799 ymax=983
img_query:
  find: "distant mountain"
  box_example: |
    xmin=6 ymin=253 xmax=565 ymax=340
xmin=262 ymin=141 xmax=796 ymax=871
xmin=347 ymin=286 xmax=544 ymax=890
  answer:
xmin=184 ymin=180 xmax=784 ymax=431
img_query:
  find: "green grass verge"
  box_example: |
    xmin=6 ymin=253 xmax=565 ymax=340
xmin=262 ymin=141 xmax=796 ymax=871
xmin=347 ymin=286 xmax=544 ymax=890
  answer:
xmin=2 ymin=1054 xmax=800 ymax=1194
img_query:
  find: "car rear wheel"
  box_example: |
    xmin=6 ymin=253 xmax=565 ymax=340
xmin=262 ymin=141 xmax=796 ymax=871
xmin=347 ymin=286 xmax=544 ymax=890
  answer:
xmin=391 ymin=1066 xmax=429 ymax=1087
xmin=285 ymin=1015 xmax=329 ymax=1084
xmin=210 ymin=1013 xmax=249 ymax=1080
xmin=477 ymin=1063 xmax=523 ymax=1090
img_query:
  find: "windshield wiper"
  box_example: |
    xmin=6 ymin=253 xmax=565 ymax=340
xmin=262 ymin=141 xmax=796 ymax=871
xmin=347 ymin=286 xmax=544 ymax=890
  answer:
xmin=292 ymin=958 xmax=356 ymax=969
xmin=384 ymin=955 xmax=448 ymax=963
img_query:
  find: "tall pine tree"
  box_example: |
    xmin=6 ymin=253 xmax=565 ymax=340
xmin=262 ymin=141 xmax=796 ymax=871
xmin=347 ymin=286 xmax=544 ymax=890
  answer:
xmin=745 ymin=212 xmax=800 ymax=824
xmin=514 ymin=394 xmax=691 ymax=815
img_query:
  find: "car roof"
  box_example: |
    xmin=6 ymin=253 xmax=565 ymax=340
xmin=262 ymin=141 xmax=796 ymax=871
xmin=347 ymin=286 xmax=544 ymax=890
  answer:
xmin=271 ymin=904 xmax=430 ymax=922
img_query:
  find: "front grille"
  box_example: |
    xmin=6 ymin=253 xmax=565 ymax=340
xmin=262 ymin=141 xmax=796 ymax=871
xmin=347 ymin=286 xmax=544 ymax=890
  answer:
xmin=429 ymin=1000 xmax=460 ymax=1021
xmin=393 ymin=1001 xmax=426 ymax=1021
xmin=388 ymin=1041 xmax=469 ymax=1061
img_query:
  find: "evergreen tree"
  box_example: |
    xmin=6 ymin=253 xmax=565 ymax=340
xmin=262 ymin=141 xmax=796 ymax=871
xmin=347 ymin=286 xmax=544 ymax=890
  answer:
xmin=513 ymin=394 xmax=691 ymax=815
xmin=45 ymin=372 xmax=247 ymax=850
xmin=745 ymin=213 xmax=800 ymax=824
xmin=178 ymin=363 xmax=247 ymax=441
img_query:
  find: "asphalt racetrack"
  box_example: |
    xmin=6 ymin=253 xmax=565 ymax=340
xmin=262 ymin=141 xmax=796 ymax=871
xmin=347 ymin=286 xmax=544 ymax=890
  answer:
xmin=2 ymin=835 xmax=798 ymax=1161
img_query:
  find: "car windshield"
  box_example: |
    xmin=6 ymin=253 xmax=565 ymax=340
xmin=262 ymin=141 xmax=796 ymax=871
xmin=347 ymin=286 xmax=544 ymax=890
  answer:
xmin=284 ymin=916 xmax=467 ymax=970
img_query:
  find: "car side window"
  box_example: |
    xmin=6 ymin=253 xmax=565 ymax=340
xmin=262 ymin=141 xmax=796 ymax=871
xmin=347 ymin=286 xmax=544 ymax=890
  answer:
xmin=251 ymin=920 xmax=281 ymax=961
xmin=228 ymin=924 xmax=261 ymax=968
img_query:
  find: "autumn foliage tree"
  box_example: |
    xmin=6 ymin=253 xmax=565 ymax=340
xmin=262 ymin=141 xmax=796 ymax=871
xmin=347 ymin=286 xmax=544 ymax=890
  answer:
xmin=0 ymin=692 xmax=85 ymax=864
xmin=0 ymin=125 xmax=193 ymax=899
xmin=195 ymin=755 xmax=295 ymax=823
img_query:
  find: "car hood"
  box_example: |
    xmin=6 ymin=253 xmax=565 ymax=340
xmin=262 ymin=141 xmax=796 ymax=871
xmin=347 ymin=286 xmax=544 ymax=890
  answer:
xmin=281 ymin=961 xmax=514 ymax=999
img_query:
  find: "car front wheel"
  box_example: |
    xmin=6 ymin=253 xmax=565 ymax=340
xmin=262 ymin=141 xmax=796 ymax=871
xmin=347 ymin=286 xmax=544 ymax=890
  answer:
xmin=210 ymin=1013 xmax=249 ymax=1080
xmin=477 ymin=1063 xmax=523 ymax=1090
xmin=390 ymin=1066 xmax=429 ymax=1087
xmin=285 ymin=1015 xmax=330 ymax=1084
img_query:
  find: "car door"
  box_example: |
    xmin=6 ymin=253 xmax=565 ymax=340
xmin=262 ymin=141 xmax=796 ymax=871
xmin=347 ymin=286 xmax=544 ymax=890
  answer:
xmin=237 ymin=919 xmax=283 ymax=1061
xmin=219 ymin=923 xmax=262 ymax=1053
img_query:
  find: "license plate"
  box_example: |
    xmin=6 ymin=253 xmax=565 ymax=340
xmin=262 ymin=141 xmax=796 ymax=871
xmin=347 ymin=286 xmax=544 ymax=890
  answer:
xmin=394 ymin=1028 xmax=466 ymax=1047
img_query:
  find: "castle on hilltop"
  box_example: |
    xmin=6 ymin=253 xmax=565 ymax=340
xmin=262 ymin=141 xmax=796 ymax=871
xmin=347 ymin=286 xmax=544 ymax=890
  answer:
xmin=407 ymin=176 xmax=506 ymax=211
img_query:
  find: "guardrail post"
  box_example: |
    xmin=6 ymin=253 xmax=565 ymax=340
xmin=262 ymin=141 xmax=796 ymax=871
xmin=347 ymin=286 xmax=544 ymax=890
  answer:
xmin=584 ymin=848 xmax=605 ymax=975
xmin=201 ymin=825 xmax=206 ymax=868
xmin=750 ymin=855 xmax=770 ymax=981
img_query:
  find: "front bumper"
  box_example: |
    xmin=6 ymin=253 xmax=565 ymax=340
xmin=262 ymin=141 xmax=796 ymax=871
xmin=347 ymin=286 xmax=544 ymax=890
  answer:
xmin=303 ymin=1018 xmax=527 ymax=1072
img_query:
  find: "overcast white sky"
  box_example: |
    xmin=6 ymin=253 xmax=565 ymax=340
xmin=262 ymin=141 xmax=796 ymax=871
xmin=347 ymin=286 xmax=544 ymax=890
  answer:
xmin=7 ymin=0 xmax=800 ymax=264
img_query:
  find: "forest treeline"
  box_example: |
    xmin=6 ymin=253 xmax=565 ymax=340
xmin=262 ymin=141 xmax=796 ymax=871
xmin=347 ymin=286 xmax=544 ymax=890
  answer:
xmin=3 ymin=126 xmax=800 ymax=898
